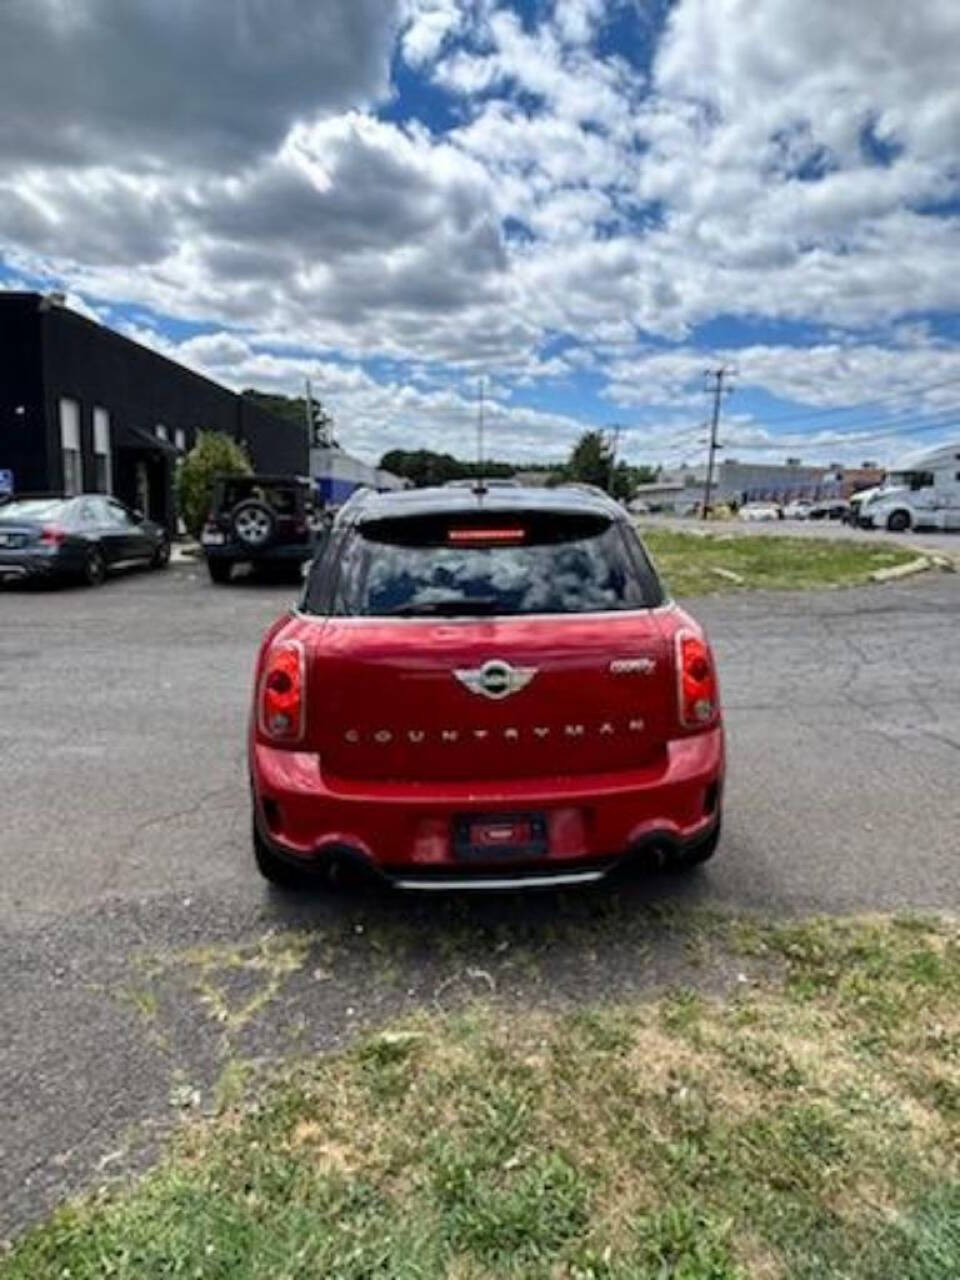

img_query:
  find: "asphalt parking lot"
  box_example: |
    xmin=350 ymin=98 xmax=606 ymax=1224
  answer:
xmin=2 ymin=561 xmax=959 ymax=1236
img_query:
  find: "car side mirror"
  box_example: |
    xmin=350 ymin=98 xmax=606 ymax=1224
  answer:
xmin=132 ymin=509 xmax=145 ymax=523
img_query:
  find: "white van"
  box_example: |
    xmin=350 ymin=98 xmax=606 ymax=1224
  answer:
xmin=858 ymin=442 xmax=960 ymax=532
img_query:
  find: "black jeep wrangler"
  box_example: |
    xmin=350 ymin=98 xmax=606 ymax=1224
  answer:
xmin=201 ymin=474 xmax=319 ymax=584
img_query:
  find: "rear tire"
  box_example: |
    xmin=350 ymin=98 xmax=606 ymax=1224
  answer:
xmin=673 ymin=820 xmax=721 ymax=871
xmin=207 ymin=558 xmax=233 ymax=585
xmin=887 ymin=510 xmax=911 ymax=533
xmin=253 ymin=818 xmax=309 ymax=890
xmin=83 ymin=548 xmax=106 ymax=588
xmin=152 ymin=538 xmax=170 ymax=570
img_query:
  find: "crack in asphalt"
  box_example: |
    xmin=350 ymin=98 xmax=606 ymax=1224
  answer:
xmin=127 ymin=789 xmax=240 ymax=844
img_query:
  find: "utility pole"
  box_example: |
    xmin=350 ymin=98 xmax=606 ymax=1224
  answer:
xmin=702 ymin=367 xmax=735 ymax=519
xmin=477 ymin=376 xmax=486 ymax=477
xmin=304 ymin=377 xmax=314 ymax=447
xmin=607 ymin=423 xmax=622 ymax=495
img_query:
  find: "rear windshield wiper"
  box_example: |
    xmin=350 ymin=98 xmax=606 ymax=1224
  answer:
xmin=379 ymin=597 xmax=501 ymax=617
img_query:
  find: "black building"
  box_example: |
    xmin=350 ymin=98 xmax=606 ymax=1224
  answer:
xmin=0 ymin=292 xmax=308 ymax=531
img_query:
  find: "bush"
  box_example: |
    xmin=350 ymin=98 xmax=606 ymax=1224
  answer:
xmin=175 ymin=431 xmax=252 ymax=539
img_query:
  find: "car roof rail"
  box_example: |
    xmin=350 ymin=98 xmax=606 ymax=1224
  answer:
xmin=335 ymin=485 xmax=376 ymax=519
xmin=559 ymin=483 xmax=623 ymax=512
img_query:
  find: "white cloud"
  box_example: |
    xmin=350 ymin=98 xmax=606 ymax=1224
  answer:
xmin=401 ymin=0 xmax=468 ymax=65
xmin=553 ymin=0 xmax=608 ymax=45
xmin=121 ymin=323 xmax=593 ymax=464
xmin=3 ymin=0 xmax=960 ymax=465
xmin=0 ymin=0 xmax=403 ymax=166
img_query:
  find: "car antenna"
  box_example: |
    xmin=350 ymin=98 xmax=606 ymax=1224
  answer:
xmin=474 ymin=376 xmax=487 ymax=498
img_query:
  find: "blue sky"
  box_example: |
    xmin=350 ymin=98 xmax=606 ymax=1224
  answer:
xmin=2 ymin=0 xmax=960 ymax=468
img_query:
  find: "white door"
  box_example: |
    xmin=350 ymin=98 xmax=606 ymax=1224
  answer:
xmin=59 ymin=398 xmax=82 ymax=495
xmin=945 ymin=470 xmax=960 ymax=529
xmin=93 ymin=407 xmax=112 ymax=494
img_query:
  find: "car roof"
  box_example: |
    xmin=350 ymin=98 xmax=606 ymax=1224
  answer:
xmin=338 ymin=483 xmax=625 ymax=526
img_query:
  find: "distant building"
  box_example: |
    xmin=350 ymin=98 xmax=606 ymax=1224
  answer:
xmin=310 ymin=445 xmax=407 ymax=506
xmin=820 ymin=464 xmax=886 ymax=498
xmin=631 ymin=457 xmax=883 ymax=510
xmin=0 ymin=292 xmax=308 ymax=532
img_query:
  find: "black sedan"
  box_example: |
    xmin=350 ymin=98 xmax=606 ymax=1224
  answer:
xmin=0 ymin=494 xmax=169 ymax=587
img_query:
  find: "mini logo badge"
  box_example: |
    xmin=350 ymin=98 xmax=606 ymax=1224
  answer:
xmin=454 ymin=659 xmax=538 ymax=700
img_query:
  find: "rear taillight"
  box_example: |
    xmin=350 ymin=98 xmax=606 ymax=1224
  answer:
xmin=40 ymin=524 xmax=67 ymax=547
xmin=677 ymin=631 xmax=718 ymax=728
xmin=258 ymin=640 xmax=305 ymax=743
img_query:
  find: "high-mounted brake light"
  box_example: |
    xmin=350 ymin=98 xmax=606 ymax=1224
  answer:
xmin=677 ymin=630 xmax=718 ymax=728
xmin=447 ymin=527 xmax=526 ymax=545
xmin=40 ymin=524 xmax=67 ymax=547
xmin=258 ymin=640 xmax=305 ymax=743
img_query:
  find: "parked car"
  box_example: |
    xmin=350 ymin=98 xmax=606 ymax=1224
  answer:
xmin=808 ymin=501 xmax=850 ymax=521
xmin=249 ymin=484 xmax=724 ymax=890
xmin=783 ymin=499 xmax=813 ymax=520
xmin=201 ymin=474 xmax=317 ymax=583
xmin=738 ymin=502 xmax=781 ymax=522
xmin=0 ymin=493 xmax=168 ymax=587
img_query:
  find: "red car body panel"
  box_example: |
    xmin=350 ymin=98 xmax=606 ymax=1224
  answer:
xmin=249 ymin=599 xmax=724 ymax=884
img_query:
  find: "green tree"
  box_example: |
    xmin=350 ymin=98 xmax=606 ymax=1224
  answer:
xmin=610 ymin=460 xmax=635 ymax=501
xmin=242 ymin=389 xmax=333 ymax=446
xmin=567 ymin=430 xmax=614 ymax=489
xmin=176 ymin=431 xmax=252 ymax=539
xmin=378 ymin=450 xmax=517 ymax=487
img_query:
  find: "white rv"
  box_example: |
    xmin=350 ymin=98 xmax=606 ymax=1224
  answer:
xmin=858 ymin=442 xmax=960 ymax=532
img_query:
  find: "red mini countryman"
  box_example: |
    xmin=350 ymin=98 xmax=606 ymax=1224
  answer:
xmin=249 ymin=483 xmax=724 ymax=890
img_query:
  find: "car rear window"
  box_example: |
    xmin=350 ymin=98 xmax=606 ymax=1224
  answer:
xmin=0 ymin=499 xmax=69 ymax=521
xmin=218 ymin=480 xmax=304 ymax=516
xmin=307 ymin=511 xmax=663 ymax=617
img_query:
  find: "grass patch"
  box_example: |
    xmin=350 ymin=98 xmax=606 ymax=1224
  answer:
xmin=6 ymin=916 xmax=960 ymax=1278
xmin=640 ymin=529 xmax=918 ymax=596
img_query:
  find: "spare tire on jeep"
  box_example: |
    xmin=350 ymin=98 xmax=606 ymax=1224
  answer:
xmin=232 ymin=500 xmax=275 ymax=549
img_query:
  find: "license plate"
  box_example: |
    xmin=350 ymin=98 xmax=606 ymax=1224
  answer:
xmin=202 ymin=532 xmax=226 ymax=546
xmin=453 ymin=812 xmax=548 ymax=861
xmin=0 ymin=533 xmax=21 ymax=548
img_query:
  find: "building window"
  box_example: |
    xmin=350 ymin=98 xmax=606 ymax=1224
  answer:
xmin=174 ymin=428 xmax=186 ymax=453
xmin=93 ymin=407 xmax=112 ymax=494
xmin=59 ymin=398 xmax=82 ymax=496
xmin=156 ymin=423 xmax=168 ymax=441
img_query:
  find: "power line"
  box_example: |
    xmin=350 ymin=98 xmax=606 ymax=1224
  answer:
xmin=722 ymin=405 xmax=960 ymax=453
xmin=723 ymin=371 xmax=960 ymax=431
xmin=638 ymin=370 xmax=960 ymax=455
xmin=650 ymin=394 xmax=960 ymax=457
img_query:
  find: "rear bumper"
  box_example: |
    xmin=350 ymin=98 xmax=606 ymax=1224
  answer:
xmin=204 ymin=542 xmax=312 ymax=563
xmin=250 ymin=727 xmax=725 ymax=887
xmin=0 ymin=552 xmax=55 ymax=579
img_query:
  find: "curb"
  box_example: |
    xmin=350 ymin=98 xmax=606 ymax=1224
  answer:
xmin=170 ymin=543 xmax=201 ymax=565
xmin=870 ymin=556 xmax=932 ymax=584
